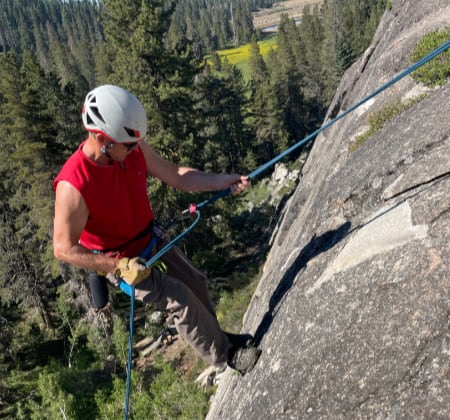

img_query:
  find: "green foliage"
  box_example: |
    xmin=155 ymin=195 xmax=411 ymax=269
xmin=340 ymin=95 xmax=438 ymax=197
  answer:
xmin=148 ymin=357 xmax=209 ymax=420
xmin=320 ymin=0 xmax=388 ymax=103
xmin=4 ymin=368 xmax=41 ymax=418
xmin=85 ymin=315 xmax=114 ymax=365
xmin=94 ymin=375 xmax=131 ymax=419
xmin=410 ymin=27 xmax=450 ymax=87
xmin=93 ymin=360 xmax=210 ymax=419
xmin=23 ymin=361 xmax=106 ymax=419
xmin=0 ymin=0 xmax=101 ymax=90
xmin=29 ymin=366 xmax=77 ymax=420
xmin=10 ymin=315 xmax=43 ymax=358
xmin=56 ymin=288 xmax=95 ymax=369
xmin=0 ymin=51 xmax=72 ymax=319
xmin=192 ymin=63 xmax=251 ymax=174
xmin=111 ymin=315 xmax=130 ymax=368
xmin=216 ymin=265 xmax=261 ymax=333
xmin=350 ymin=95 xmax=427 ymax=152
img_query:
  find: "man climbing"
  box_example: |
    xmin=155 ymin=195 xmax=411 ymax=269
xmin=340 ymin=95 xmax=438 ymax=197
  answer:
xmin=53 ymin=84 xmax=260 ymax=375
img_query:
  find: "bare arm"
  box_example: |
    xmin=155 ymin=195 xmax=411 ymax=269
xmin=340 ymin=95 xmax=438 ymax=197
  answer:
xmin=53 ymin=181 xmax=117 ymax=273
xmin=139 ymin=141 xmax=249 ymax=193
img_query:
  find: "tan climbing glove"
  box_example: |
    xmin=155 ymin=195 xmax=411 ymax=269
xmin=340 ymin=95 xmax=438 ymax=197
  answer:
xmin=115 ymin=257 xmax=151 ymax=286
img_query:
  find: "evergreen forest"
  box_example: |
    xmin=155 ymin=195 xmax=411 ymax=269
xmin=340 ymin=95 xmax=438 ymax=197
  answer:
xmin=0 ymin=0 xmax=388 ymax=417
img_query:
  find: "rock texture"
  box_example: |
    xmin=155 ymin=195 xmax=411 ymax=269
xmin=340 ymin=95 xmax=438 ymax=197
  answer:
xmin=207 ymin=0 xmax=450 ymax=418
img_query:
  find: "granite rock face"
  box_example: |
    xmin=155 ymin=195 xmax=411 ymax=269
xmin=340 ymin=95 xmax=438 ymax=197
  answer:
xmin=207 ymin=0 xmax=450 ymax=418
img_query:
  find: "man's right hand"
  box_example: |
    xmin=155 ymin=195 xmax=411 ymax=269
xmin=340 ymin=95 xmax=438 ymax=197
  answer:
xmin=115 ymin=257 xmax=151 ymax=286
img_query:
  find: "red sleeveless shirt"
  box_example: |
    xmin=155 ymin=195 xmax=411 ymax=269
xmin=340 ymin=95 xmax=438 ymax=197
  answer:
xmin=54 ymin=142 xmax=154 ymax=257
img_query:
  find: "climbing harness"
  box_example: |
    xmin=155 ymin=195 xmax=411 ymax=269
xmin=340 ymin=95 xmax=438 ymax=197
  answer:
xmin=119 ymin=38 xmax=450 ymax=419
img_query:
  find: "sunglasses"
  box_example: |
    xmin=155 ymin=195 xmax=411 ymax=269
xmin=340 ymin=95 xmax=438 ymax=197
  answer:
xmin=105 ymin=140 xmax=139 ymax=152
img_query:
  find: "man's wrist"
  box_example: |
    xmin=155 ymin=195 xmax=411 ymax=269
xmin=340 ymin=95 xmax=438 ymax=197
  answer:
xmin=109 ymin=256 xmax=120 ymax=273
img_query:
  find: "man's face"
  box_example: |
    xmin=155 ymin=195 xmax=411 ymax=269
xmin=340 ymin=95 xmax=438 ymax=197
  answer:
xmin=98 ymin=134 xmax=140 ymax=161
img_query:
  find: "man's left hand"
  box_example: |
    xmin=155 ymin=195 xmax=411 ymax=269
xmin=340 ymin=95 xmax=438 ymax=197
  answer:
xmin=230 ymin=175 xmax=250 ymax=195
xmin=115 ymin=257 xmax=151 ymax=286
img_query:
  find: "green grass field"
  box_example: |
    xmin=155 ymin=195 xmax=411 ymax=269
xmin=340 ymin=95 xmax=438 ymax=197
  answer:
xmin=214 ymin=36 xmax=278 ymax=79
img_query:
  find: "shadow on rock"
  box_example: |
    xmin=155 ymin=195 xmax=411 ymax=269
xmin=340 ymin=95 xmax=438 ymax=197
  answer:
xmin=253 ymin=221 xmax=352 ymax=346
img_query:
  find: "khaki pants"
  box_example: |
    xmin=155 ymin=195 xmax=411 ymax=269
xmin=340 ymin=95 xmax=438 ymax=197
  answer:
xmin=107 ymin=237 xmax=230 ymax=367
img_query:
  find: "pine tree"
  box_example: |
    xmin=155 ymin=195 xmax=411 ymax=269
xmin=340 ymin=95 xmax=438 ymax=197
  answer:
xmin=248 ymin=33 xmax=268 ymax=85
xmin=320 ymin=0 xmax=343 ymax=104
xmin=194 ymin=60 xmax=250 ymax=174
xmin=247 ymin=35 xmax=288 ymax=166
xmin=234 ymin=3 xmax=254 ymax=45
xmin=297 ymin=4 xmax=326 ymax=126
xmin=267 ymin=14 xmax=308 ymax=144
xmin=102 ymin=0 xmax=200 ymax=159
xmin=0 ymin=51 xmax=72 ymax=319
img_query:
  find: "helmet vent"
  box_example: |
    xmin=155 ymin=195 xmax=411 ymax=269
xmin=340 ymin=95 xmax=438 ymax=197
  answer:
xmin=90 ymin=106 xmax=105 ymax=124
xmin=86 ymin=113 xmax=94 ymax=125
xmin=124 ymin=126 xmax=139 ymax=138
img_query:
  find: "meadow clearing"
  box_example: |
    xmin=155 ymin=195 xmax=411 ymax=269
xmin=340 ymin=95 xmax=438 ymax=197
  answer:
xmin=216 ymin=36 xmax=278 ymax=79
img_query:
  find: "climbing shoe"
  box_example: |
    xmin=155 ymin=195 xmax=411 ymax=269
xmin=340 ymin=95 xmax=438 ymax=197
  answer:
xmin=225 ymin=332 xmax=255 ymax=349
xmin=227 ymin=344 xmax=261 ymax=375
xmin=159 ymin=326 xmax=177 ymax=346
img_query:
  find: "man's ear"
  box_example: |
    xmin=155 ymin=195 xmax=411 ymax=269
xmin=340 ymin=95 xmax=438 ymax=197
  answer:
xmin=95 ymin=133 xmax=106 ymax=145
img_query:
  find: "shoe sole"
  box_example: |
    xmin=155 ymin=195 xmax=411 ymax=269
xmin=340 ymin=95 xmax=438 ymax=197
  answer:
xmin=229 ymin=346 xmax=262 ymax=375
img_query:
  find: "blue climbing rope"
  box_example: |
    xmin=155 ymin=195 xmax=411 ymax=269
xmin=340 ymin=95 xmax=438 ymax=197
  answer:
xmin=122 ymin=285 xmax=135 ymax=419
xmin=120 ymin=210 xmax=200 ymax=419
xmin=120 ymin=38 xmax=450 ymax=419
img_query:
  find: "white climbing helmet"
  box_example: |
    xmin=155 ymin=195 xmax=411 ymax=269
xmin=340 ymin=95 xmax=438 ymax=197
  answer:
xmin=82 ymin=85 xmax=147 ymax=143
